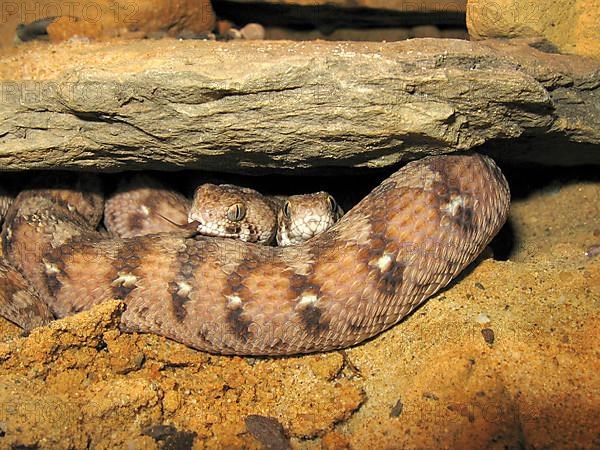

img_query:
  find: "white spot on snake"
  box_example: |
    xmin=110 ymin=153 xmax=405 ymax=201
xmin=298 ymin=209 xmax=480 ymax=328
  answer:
xmin=297 ymin=294 xmax=318 ymax=308
xmin=67 ymin=203 xmax=75 ymax=212
xmin=443 ymin=195 xmax=464 ymax=217
xmin=140 ymin=205 xmax=150 ymax=216
xmin=376 ymin=254 xmax=393 ymax=272
xmin=44 ymin=261 xmax=60 ymax=275
xmin=111 ymin=273 xmax=138 ymax=288
xmin=176 ymin=281 xmax=192 ymax=297
xmin=422 ymin=171 xmax=443 ymax=191
xmin=226 ymin=294 xmax=243 ymax=307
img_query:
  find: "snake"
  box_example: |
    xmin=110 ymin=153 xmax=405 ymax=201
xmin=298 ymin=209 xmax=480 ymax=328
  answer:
xmin=276 ymin=192 xmax=344 ymax=246
xmin=0 ymin=153 xmax=510 ymax=355
xmin=104 ymin=175 xmax=344 ymax=246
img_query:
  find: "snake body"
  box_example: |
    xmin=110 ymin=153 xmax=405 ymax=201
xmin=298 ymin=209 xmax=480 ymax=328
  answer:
xmin=0 ymin=154 xmax=509 ymax=355
xmin=104 ymin=175 xmax=190 ymax=238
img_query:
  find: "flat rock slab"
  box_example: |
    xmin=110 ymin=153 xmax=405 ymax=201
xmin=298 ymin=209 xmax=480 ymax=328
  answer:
xmin=0 ymin=38 xmax=598 ymax=172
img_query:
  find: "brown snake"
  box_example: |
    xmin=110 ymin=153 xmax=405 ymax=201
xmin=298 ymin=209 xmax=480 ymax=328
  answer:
xmin=0 ymin=154 xmax=510 ymax=355
xmin=104 ymin=175 xmax=343 ymax=246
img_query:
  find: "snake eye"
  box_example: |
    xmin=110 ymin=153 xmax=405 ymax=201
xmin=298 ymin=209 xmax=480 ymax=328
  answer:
xmin=326 ymin=195 xmax=337 ymax=212
xmin=227 ymin=203 xmax=246 ymax=222
xmin=282 ymin=201 xmax=291 ymax=220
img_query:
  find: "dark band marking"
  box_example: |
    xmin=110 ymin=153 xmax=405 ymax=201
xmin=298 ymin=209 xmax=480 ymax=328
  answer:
xmin=225 ymin=272 xmax=245 ymax=294
xmin=127 ymin=211 xmax=147 ymax=234
xmin=452 ymin=204 xmax=475 ymax=232
xmin=377 ymin=259 xmax=406 ymax=296
xmin=142 ymin=193 xmax=162 ymax=211
xmin=221 ymin=254 xmax=271 ymax=342
xmin=168 ymin=239 xmax=203 ymax=322
xmin=168 ymin=281 xmax=189 ymax=322
xmin=289 ymin=270 xmax=330 ymax=336
xmin=110 ymin=239 xmax=149 ymax=300
xmin=299 ymin=304 xmax=329 ymax=335
xmin=223 ymin=253 xmax=259 ymax=301
xmin=289 ymin=273 xmax=321 ymax=297
xmin=427 ymin=158 xmax=477 ymax=233
xmin=41 ymin=252 xmax=66 ymax=298
xmin=226 ymin=306 xmax=252 ymax=342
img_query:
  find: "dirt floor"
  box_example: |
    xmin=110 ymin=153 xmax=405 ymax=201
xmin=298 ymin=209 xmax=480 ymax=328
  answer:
xmin=0 ymin=165 xmax=598 ymax=449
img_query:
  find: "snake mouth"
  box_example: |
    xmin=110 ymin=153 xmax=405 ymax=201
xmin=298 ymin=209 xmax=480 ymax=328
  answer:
xmin=188 ymin=220 xmax=238 ymax=239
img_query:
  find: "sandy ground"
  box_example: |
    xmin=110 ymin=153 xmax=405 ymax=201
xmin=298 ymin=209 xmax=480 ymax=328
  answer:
xmin=0 ymin=168 xmax=598 ymax=449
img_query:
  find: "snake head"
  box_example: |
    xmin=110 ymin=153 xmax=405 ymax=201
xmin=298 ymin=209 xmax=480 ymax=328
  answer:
xmin=276 ymin=192 xmax=343 ymax=246
xmin=188 ymin=184 xmax=278 ymax=244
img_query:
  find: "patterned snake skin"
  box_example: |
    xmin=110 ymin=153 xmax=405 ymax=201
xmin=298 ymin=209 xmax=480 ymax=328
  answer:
xmin=0 ymin=187 xmax=11 ymax=220
xmin=0 ymin=154 xmax=510 ymax=355
xmin=104 ymin=175 xmax=190 ymax=238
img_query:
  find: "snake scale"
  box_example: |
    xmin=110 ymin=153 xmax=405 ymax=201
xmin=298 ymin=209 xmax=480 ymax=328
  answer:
xmin=0 ymin=153 xmax=510 ymax=355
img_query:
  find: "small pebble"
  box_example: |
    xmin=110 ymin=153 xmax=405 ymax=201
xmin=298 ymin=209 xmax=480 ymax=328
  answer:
xmin=142 ymin=424 xmax=196 ymax=450
xmin=422 ymin=392 xmax=439 ymax=401
xmin=584 ymin=244 xmax=600 ymax=258
xmin=245 ymin=415 xmax=290 ymax=450
xmin=481 ymin=328 xmax=495 ymax=345
xmin=241 ymin=23 xmax=266 ymax=40
xmin=225 ymin=28 xmax=243 ymax=40
xmin=474 ymin=282 xmax=485 ymax=290
xmin=476 ymin=313 xmax=491 ymax=325
xmin=390 ymin=399 xmax=404 ymax=417
xmin=15 ymin=17 xmax=56 ymax=42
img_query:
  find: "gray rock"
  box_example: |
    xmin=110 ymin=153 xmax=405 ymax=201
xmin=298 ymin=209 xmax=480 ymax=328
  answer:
xmin=0 ymin=38 xmax=598 ymax=172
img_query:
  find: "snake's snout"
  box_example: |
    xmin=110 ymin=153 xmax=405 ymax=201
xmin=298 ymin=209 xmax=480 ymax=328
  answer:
xmin=302 ymin=216 xmax=328 ymax=235
xmin=188 ymin=211 xmax=205 ymax=226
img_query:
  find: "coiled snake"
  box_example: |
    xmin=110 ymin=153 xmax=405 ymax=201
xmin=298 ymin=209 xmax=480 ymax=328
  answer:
xmin=0 ymin=153 xmax=510 ymax=356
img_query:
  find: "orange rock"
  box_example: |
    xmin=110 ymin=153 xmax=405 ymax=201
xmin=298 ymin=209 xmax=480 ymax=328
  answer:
xmin=467 ymin=0 xmax=600 ymax=59
xmin=0 ymin=0 xmax=215 ymax=46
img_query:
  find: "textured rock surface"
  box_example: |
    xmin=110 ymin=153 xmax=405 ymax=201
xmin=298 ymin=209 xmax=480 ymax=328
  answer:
xmin=1 ymin=167 xmax=598 ymax=448
xmin=0 ymin=0 xmax=215 ymax=47
xmin=467 ymin=0 xmax=600 ymax=60
xmin=0 ymin=38 xmax=598 ymax=171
